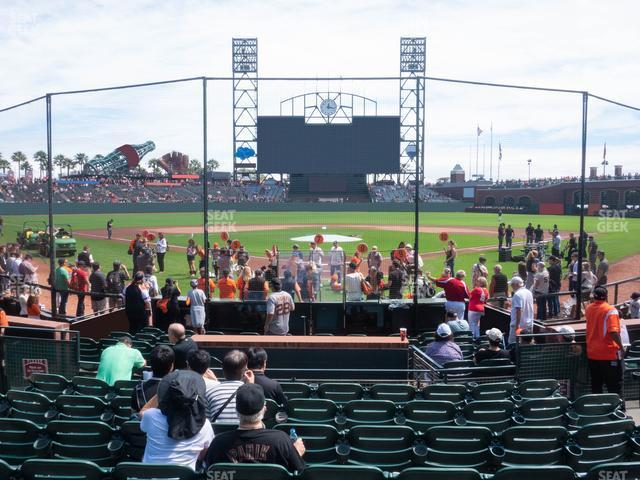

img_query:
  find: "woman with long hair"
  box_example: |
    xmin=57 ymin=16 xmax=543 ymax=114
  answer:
xmin=444 ymin=240 xmax=456 ymax=272
xmin=186 ymin=238 xmax=197 ymax=276
xmin=237 ymin=265 xmax=252 ymax=300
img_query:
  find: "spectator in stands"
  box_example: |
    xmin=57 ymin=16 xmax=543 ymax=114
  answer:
xmin=367 ymin=245 xmax=383 ymax=271
xmin=547 ymin=256 xmax=562 ymax=317
xmin=217 ymin=269 xmax=237 ymax=300
xmin=551 ymin=230 xmax=562 ymax=258
xmin=304 ymin=263 xmax=317 ymax=302
xmin=187 ymin=279 xmax=207 ymax=335
xmin=0 ymin=245 xmax=8 ymax=293
xmin=156 ymin=232 xmax=167 ymax=272
xmin=188 ymin=349 xmax=219 ymax=393
xmin=525 ymin=223 xmax=534 ymax=244
xmin=533 ymin=261 xmax=550 ymax=320
xmin=89 ymin=262 xmax=108 ymax=313
xmin=471 ymin=255 xmax=489 ymax=286
xmin=489 ymin=265 xmax=508 ymax=299
xmin=474 ymin=328 xmax=510 ymax=363
xmin=205 ymin=349 xmax=254 ymax=423
xmin=204 ymin=384 xmax=305 ymax=472
xmin=19 ymin=254 xmax=38 ymax=285
xmin=282 ymin=270 xmax=302 ymax=302
xmin=247 ymin=269 xmax=269 ymax=300
xmin=236 ymin=245 xmax=250 ymax=268
xmin=534 ymin=224 xmax=544 ymax=243
xmin=96 ymin=336 xmax=146 ymax=385
xmin=586 ymin=286 xmax=624 ymax=395
xmin=169 ymin=323 xmax=198 ymax=370
xmin=505 ymin=224 xmax=514 ymax=248
xmin=627 ymin=292 xmax=640 ymax=319
xmin=265 ymin=278 xmax=295 ymax=335
xmin=186 ymin=238 xmax=198 ymax=277
xmin=444 ymin=240 xmax=456 ymax=272
xmin=468 ymin=277 xmax=489 ymax=338
xmin=581 ymin=261 xmax=598 ymax=294
xmin=428 ymin=269 xmax=469 ymax=321
xmin=328 ymin=241 xmax=345 ymax=283
xmin=124 ymin=272 xmax=152 ymax=334
xmin=247 ymin=347 xmax=288 ymax=407
xmin=588 ymin=236 xmax=598 ymax=273
xmin=137 ymin=238 xmax=154 ymax=273
xmin=365 ymin=266 xmax=385 ymax=300
xmin=388 ymin=261 xmax=406 ymax=299
xmin=18 ymin=285 xmax=29 ymax=317
xmin=308 ymin=241 xmax=323 ymax=287
xmin=0 ymin=307 xmax=7 ymax=330
xmin=344 ymin=262 xmax=365 ymax=301
xmin=421 ymin=323 xmax=463 ymax=366
xmin=498 ymin=223 xmax=505 ymax=249
xmin=106 ymin=261 xmax=129 ymax=308
xmin=596 ymin=251 xmax=609 ymax=286
xmin=73 ymin=261 xmax=90 ymax=317
xmin=446 ymin=310 xmax=469 ymax=333
xmin=132 ymin=344 xmax=175 ymax=412
xmin=197 ymin=267 xmax=216 ymax=299
xmin=524 ymin=250 xmax=538 ymax=290
xmin=77 ymin=245 xmax=94 ymax=266
xmin=26 ymin=294 xmax=41 ymax=319
xmin=508 ymin=276 xmax=534 ymax=345
xmin=140 ymin=369 xmax=214 ymax=470
xmin=54 ymin=258 xmax=70 ymax=316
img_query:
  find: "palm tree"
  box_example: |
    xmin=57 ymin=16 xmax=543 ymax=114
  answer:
xmin=33 ymin=150 xmax=48 ymax=178
xmin=63 ymin=156 xmax=76 ymax=177
xmin=147 ymin=158 xmax=163 ymax=175
xmin=20 ymin=160 xmax=32 ymax=180
xmin=206 ymin=158 xmax=220 ymax=171
xmin=74 ymin=153 xmax=89 ymax=174
xmin=11 ymin=151 xmax=27 ymax=180
xmin=0 ymin=153 xmax=10 ymax=173
xmin=188 ymin=158 xmax=203 ymax=175
xmin=53 ymin=154 xmax=66 ymax=177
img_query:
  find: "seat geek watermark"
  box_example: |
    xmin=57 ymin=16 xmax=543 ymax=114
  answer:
xmin=597 ymin=209 xmax=629 ymax=233
xmin=598 ymin=470 xmax=630 ymax=480
xmin=206 ymin=469 xmax=236 ymax=480
xmin=207 ymin=210 xmax=237 ymax=234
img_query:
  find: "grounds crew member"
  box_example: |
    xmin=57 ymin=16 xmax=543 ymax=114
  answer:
xmin=585 ymin=286 xmax=624 ymax=396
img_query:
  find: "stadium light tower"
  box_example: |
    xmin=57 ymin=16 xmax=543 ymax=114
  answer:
xmin=399 ymin=37 xmax=426 ymax=185
xmin=527 ymin=158 xmax=532 ymax=182
xmin=232 ymin=38 xmax=258 ymax=181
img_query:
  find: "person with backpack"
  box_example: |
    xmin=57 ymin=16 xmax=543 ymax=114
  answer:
xmin=77 ymin=246 xmax=93 ymax=266
xmin=106 ymin=261 xmax=130 ymax=309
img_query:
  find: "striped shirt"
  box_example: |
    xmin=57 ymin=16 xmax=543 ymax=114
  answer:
xmin=205 ymin=380 xmax=243 ymax=423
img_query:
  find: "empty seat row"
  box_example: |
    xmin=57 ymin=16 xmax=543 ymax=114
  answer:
xmin=26 ymin=373 xmax=138 ymax=400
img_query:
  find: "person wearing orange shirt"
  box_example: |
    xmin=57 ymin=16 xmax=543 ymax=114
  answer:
xmin=236 ymin=266 xmax=252 ymax=301
xmin=217 ymin=269 xmax=237 ymax=300
xmin=585 ymin=286 xmax=624 ymax=395
xmin=0 ymin=307 xmax=8 ymax=330
xmin=197 ymin=268 xmax=216 ymax=299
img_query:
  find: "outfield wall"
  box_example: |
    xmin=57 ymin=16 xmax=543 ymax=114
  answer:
xmin=0 ymin=201 xmax=470 ymax=215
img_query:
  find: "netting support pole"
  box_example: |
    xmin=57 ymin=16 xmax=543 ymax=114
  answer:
xmin=202 ymin=77 xmax=211 ymax=311
xmin=46 ymin=94 xmax=58 ymax=318
xmin=575 ymin=91 xmax=589 ymax=319
xmin=413 ymin=79 xmax=421 ymax=317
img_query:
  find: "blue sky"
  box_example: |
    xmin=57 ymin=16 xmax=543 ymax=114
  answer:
xmin=0 ymin=0 xmax=639 ymax=181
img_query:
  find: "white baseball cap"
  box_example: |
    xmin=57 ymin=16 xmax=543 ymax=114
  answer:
xmin=509 ymin=276 xmax=524 ymax=286
xmin=486 ymin=328 xmax=504 ymax=341
xmin=436 ymin=323 xmax=453 ymax=338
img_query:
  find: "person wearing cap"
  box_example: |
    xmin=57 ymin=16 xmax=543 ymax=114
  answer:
xmin=264 ymin=277 xmax=295 ymax=335
xmin=328 ymin=241 xmax=345 ymax=283
xmin=140 ymin=369 xmax=214 ymax=470
xmin=290 ymin=244 xmax=303 ymax=260
xmin=124 ymin=271 xmax=152 ymax=334
xmin=585 ymin=286 xmax=624 ymax=395
xmin=508 ymin=276 xmax=534 ymax=345
xmin=169 ymin=323 xmax=198 ymax=370
xmin=96 ymin=336 xmax=146 ymax=386
xmin=471 ymin=256 xmax=489 ymax=287
xmin=367 ymin=245 xmax=383 ymax=271
xmin=628 ymin=292 xmax=640 ymax=319
xmin=204 ymin=383 xmax=305 ymax=473
xmin=427 ymin=269 xmax=469 ymax=321
xmin=474 ymin=328 xmax=510 ymax=364
xmin=532 ymin=261 xmax=550 ymax=320
xmin=187 ymin=280 xmax=207 ymax=335
xmin=387 ymin=261 xmax=406 ymax=300
xmin=421 ymin=323 xmax=463 ymax=366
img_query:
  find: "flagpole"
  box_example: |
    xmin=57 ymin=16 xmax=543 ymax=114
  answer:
xmin=476 ymin=126 xmax=479 ymax=178
xmin=602 ymin=141 xmax=607 ymax=177
xmin=490 ymin=123 xmax=493 ymax=181
xmin=482 ymin=144 xmax=486 ymax=179
xmin=469 ymin=144 xmax=472 ymax=179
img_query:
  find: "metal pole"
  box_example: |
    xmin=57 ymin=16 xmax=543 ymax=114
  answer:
xmin=575 ymin=92 xmax=589 ymax=319
xmin=413 ymin=78 xmax=420 ymax=317
xmin=202 ymin=78 xmax=211 ymax=306
xmin=45 ymin=94 xmax=57 ymax=317
xmin=490 ymin=123 xmax=493 ymax=181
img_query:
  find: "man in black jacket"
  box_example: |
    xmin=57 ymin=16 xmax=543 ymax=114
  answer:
xmin=247 ymin=347 xmax=288 ymax=407
xmin=169 ymin=323 xmax=198 ymax=370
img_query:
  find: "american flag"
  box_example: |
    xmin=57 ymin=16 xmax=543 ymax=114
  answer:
xmin=601 ymin=142 xmax=608 ymax=166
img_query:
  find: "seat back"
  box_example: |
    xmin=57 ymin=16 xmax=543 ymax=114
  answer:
xmin=0 ymin=460 xmax=16 ymax=480
xmin=500 ymin=426 xmax=567 ymax=466
xmin=205 ymin=463 xmax=291 ymax=480
xmin=286 ymin=399 xmax=338 ymax=424
xmin=398 ymin=467 xmax=482 ymax=480
xmin=110 ymin=396 xmax=133 ymax=425
xmin=422 ymin=384 xmax=467 ymax=404
xmin=469 ymin=382 xmax=516 ymax=401
xmin=113 ymin=380 xmax=138 ymax=398
xmin=492 ymin=466 xmax=576 ymax=480
xmin=402 ymin=400 xmax=457 ymax=431
xmin=6 ymin=390 xmax=57 ymax=425
xmin=45 ymin=420 xmax=119 ymax=467
xmin=120 ymin=420 xmax=146 ymax=461
xmin=302 ymin=464 xmax=386 ymax=480
xmin=275 ymin=424 xmax=340 ymax=464
xmin=21 ymin=459 xmax=106 ymax=480
xmin=518 ymin=397 xmax=569 ymax=426
xmin=342 ymin=400 xmax=397 ymax=427
xmin=71 ymin=376 xmax=112 ymax=398
xmin=28 ymin=373 xmax=71 ymax=399
xmin=280 ymin=382 xmax=312 ymax=400
xmin=317 ymin=383 xmax=364 ymax=404
xmin=569 ymin=393 xmax=625 ymax=426
xmin=586 ymin=462 xmax=640 ymax=480
xmin=80 ymin=338 xmax=101 ymax=362
xmin=567 ymin=420 xmax=635 ymax=473
xmin=0 ymin=418 xmax=43 ymax=463
xmin=112 ymin=462 xmax=197 ymax=480
xmin=462 ymin=400 xmax=514 ymax=433
xmin=55 ymin=395 xmax=109 ymax=422
xmin=424 ymin=426 xmax=493 ymax=469
xmin=515 ymin=379 xmax=560 ymax=401
xmin=369 ymin=384 xmax=416 ymax=403
xmin=346 ymin=425 xmax=416 ymax=471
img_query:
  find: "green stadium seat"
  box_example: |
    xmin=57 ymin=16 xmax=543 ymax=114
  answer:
xmin=206 ymin=463 xmax=291 ymax=480
xmin=339 ymin=400 xmax=397 ymax=428
xmin=134 ymin=333 xmax=158 ymax=344
xmin=317 ymin=383 xmax=364 ymax=404
xmin=79 ymin=338 xmax=101 ymax=363
xmin=564 ymin=419 xmax=635 ymax=473
xmin=113 ymin=379 xmax=138 ymax=398
xmin=459 ymin=400 xmax=515 ymax=433
xmin=398 ymin=466 xmax=482 ymax=480
xmin=469 ymin=382 xmax=516 ymax=401
xmin=441 ymin=360 xmax=475 ymax=378
xmin=400 ymin=400 xmax=457 ymax=431
xmin=108 ymin=331 xmax=132 ymax=340
xmin=498 ymin=426 xmax=567 ymax=467
xmin=280 ymin=382 xmax=312 ymax=400
xmin=157 ymin=334 xmax=170 ymax=343
xmin=20 ymin=459 xmax=107 ymax=480
xmin=119 ymin=421 xmax=146 ymax=461
xmin=275 ymin=423 xmax=340 ymax=464
xmin=286 ymin=399 xmax=339 ymax=425
xmin=458 ymin=344 xmax=476 ymax=360
xmin=205 ymin=330 xmax=226 ymax=335
xmin=36 ymin=420 xmax=124 ymax=467
xmin=512 ymin=379 xmax=560 ymax=402
xmin=477 ymin=358 xmax=514 ymax=368
xmin=71 ymin=376 xmax=115 ymax=399
xmin=369 ymin=384 xmax=416 ymax=403
xmin=55 ymin=395 xmax=112 ymax=423
xmin=99 ymin=338 xmax=118 ymax=350
xmin=27 ymin=373 xmax=73 ymax=400
xmin=0 ymin=459 xmax=17 ymax=479
xmin=301 ymin=464 xmax=386 ymax=480
xmin=140 ymin=327 xmax=163 ymax=336
xmin=421 ymin=384 xmax=467 ymax=404
xmin=586 ymin=462 xmax=640 ymax=480
xmin=212 ymin=422 xmax=239 ymax=435
xmin=112 ymin=462 xmax=197 ymax=480
xmin=492 ymin=466 xmax=576 ymax=480
xmin=6 ymin=390 xmax=58 ymax=425
xmin=264 ymin=398 xmax=280 ymax=428
xmin=110 ymin=396 xmax=133 ymax=425
xmin=0 ymin=418 xmax=44 ymax=464
xmin=342 ymin=425 xmax=416 ymax=471
xmin=516 ymin=397 xmax=569 ymax=426
xmin=566 ymin=393 xmax=626 ymax=427
xmin=131 ymin=340 xmax=154 ymax=359
xmin=422 ymin=426 xmax=493 ymax=469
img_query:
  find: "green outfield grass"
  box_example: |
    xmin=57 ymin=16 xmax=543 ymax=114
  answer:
xmin=2 ymin=210 xmax=638 ymax=300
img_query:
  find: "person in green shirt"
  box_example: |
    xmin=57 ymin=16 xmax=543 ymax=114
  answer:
xmin=54 ymin=258 xmax=71 ymax=316
xmin=96 ymin=336 xmax=146 ymax=385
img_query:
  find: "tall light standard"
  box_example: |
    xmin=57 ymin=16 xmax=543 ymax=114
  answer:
xmin=527 ymin=159 xmax=532 ymax=182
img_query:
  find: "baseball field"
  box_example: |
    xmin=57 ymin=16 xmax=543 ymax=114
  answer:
xmin=3 ymin=210 xmax=639 ymax=302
